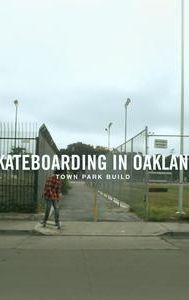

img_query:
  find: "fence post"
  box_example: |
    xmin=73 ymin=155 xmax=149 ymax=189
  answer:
xmin=34 ymin=136 xmax=39 ymax=211
xmin=144 ymin=126 xmax=149 ymax=220
xmin=93 ymin=185 xmax=98 ymax=222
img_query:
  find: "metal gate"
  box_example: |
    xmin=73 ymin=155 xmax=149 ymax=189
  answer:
xmin=86 ymin=128 xmax=148 ymax=220
xmin=0 ymin=123 xmax=38 ymax=212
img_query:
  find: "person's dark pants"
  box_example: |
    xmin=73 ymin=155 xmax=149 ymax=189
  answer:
xmin=43 ymin=199 xmax=60 ymax=225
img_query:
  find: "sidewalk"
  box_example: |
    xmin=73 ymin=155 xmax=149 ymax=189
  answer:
xmin=1 ymin=182 xmax=189 ymax=237
xmin=1 ymin=219 xmax=189 ymax=237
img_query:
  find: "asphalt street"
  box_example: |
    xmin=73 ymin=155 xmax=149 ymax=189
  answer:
xmin=0 ymin=234 xmax=189 ymax=300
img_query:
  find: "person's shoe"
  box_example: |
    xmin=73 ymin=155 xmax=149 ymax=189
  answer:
xmin=40 ymin=220 xmax=46 ymax=227
xmin=56 ymin=222 xmax=61 ymax=230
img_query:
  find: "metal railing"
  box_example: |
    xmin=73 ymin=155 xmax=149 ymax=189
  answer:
xmin=0 ymin=123 xmax=38 ymax=212
xmin=0 ymin=123 xmax=59 ymax=213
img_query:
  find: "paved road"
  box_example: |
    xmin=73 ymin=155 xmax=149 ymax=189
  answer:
xmin=0 ymin=235 xmax=189 ymax=300
xmin=58 ymin=181 xmax=139 ymax=222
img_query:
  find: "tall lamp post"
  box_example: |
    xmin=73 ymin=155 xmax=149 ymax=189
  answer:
xmin=105 ymin=122 xmax=113 ymax=150
xmin=124 ymin=98 xmax=131 ymax=152
xmin=14 ymin=100 xmax=19 ymax=151
xmin=178 ymin=0 xmax=185 ymax=214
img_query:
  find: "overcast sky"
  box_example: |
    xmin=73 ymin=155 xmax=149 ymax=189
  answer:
xmin=0 ymin=0 xmax=189 ymax=149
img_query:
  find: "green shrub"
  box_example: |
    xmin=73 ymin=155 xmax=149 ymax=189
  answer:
xmin=61 ymin=178 xmax=71 ymax=194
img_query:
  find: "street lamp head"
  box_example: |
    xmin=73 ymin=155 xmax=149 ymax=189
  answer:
xmin=108 ymin=122 xmax=113 ymax=129
xmin=14 ymin=100 xmax=18 ymax=106
xmin=125 ymin=98 xmax=131 ymax=107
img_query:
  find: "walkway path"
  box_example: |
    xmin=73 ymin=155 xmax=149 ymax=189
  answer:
xmin=59 ymin=181 xmax=139 ymax=222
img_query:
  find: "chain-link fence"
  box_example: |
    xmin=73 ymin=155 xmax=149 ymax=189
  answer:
xmin=146 ymin=134 xmax=189 ymax=220
xmin=88 ymin=129 xmax=189 ymax=221
xmin=88 ymin=128 xmax=148 ymax=219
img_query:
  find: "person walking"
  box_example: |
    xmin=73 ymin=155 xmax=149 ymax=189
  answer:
xmin=41 ymin=169 xmax=62 ymax=229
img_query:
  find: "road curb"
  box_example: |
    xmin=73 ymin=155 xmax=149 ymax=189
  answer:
xmin=98 ymin=191 xmax=130 ymax=210
xmin=1 ymin=228 xmax=189 ymax=238
xmin=0 ymin=229 xmax=42 ymax=236
xmin=0 ymin=214 xmax=43 ymax=221
xmin=1 ymin=222 xmax=189 ymax=238
xmin=161 ymin=231 xmax=189 ymax=238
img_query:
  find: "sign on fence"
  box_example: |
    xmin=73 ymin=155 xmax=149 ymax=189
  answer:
xmin=154 ymin=139 xmax=168 ymax=149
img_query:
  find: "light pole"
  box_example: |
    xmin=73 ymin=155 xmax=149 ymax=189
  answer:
xmin=14 ymin=100 xmax=19 ymax=151
xmin=178 ymin=0 xmax=185 ymax=214
xmin=105 ymin=122 xmax=113 ymax=149
xmin=124 ymin=98 xmax=131 ymax=152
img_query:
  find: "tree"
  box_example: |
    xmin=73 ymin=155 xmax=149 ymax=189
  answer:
xmin=60 ymin=142 xmax=109 ymax=175
xmin=60 ymin=142 xmax=109 ymax=157
xmin=9 ymin=146 xmax=27 ymax=155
